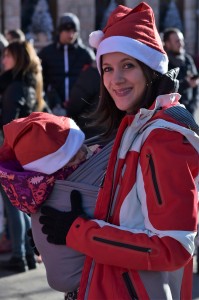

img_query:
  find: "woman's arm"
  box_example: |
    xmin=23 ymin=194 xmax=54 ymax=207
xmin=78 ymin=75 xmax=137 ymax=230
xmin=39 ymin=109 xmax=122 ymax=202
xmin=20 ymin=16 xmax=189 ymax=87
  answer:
xmin=67 ymin=129 xmax=198 ymax=271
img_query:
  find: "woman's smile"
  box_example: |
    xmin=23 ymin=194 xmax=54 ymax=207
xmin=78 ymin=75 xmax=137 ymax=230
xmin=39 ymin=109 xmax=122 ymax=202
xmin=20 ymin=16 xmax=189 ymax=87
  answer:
xmin=113 ymin=87 xmax=132 ymax=97
xmin=102 ymin=52 xmax=147 ymax=113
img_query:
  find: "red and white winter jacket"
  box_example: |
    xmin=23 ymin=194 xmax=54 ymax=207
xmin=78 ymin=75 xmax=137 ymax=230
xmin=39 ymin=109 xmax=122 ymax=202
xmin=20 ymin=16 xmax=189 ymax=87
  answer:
xmin=67 ymin=93 xmax=199 ymax=300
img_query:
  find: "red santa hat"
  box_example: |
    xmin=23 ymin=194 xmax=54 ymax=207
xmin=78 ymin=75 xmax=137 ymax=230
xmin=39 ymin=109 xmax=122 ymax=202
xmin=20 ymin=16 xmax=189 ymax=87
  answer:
xmin=3 ymin=112 xmax=85 ymax=174
xmin=89 ymin=2 xmax=168 ymax=74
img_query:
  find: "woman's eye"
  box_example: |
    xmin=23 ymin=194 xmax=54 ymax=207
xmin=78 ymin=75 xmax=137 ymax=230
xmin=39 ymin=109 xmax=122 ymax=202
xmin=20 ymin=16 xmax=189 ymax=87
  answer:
xmin=103 ymin=66 xmax=112 ymax=73
xmin=123 ymin=63 xmax=134 ymax=69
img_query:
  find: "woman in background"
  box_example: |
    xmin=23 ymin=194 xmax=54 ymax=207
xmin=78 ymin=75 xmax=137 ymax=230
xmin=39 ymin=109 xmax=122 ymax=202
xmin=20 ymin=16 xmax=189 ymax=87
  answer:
xmin=0 ymin=40 xmax=50 ymax=128
xmin=0 ymin=40 xmax=50 ymax=273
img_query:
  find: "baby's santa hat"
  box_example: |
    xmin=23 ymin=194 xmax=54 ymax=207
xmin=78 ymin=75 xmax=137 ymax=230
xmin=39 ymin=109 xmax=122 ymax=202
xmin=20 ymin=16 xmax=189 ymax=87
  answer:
xmin=3 ymin=112 xmax=85 ymax=174
xmin=89 ymin=2 xmax=168 ymax=74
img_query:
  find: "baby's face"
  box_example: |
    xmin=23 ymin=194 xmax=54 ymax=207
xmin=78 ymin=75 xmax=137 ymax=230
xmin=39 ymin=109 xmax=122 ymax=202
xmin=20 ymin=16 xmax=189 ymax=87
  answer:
xmin=66 ymin=145 xmax=88 ymax=167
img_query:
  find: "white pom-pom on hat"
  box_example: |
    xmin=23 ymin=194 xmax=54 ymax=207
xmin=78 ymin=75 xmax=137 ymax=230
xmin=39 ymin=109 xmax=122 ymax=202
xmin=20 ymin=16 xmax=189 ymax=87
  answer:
xmin=89 ymin=30 xmax=104 ymax=49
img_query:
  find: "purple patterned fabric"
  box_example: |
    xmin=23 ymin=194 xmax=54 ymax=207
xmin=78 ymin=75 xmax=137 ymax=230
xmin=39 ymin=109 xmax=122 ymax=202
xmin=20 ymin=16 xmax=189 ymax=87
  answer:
xmin=0 ymin=159 xmax=76 ymax=214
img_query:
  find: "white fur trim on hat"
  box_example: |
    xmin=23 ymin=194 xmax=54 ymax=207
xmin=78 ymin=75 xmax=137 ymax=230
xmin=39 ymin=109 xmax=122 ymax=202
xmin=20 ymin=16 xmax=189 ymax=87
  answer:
xmin=96 ymin=36 xmax=168 ymax=74
xmin=23 ymin=118 xmax=85 ymax=174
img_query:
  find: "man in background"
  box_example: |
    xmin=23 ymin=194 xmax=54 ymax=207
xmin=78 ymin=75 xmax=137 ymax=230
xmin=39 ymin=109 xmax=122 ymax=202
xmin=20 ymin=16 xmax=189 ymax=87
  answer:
xmin=163 ymin=27 xmax=199 ymax=116
xmin=38 ymin=12 xmax=95 ymax=115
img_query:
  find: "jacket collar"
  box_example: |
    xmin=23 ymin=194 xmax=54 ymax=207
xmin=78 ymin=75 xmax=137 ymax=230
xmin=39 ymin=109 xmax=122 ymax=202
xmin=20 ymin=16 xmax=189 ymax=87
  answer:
xmin=134 ymin=93 xmax=181 ymax=126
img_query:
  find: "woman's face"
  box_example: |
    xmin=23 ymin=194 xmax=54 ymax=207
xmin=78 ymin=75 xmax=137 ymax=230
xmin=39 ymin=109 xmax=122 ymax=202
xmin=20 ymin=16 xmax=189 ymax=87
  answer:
xmin=102 ymin=52 xmax=147 ymax=113
xmin=2 ymin=50 xmax=16 ymax=71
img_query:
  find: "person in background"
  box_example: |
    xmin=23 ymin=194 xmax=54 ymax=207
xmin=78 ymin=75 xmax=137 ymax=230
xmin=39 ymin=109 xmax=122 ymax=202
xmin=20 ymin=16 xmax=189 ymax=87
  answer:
xmin=0 ymin=34 xmax=9 ymax=256
xmin=0 ymin=40 xmax=50 ymax=273
xmin=0 ymin=33 xmax=8 ymax=74
xmin=39 ymin=3 xmax=199 ymax=300
xmin=67 ymin=60 xmax=102 ymax=139
xmin=38 ymin=12 xmax=95 ymax=115
xmin=163 ymin=27 xmax=199 ymax=116
xmin=0 ymin=33 xmax=8 ymax=140
xmin=5 ymin=29 xmax=26 ymax=43
xmin=0 ymin=40 xmax=50 ymax=128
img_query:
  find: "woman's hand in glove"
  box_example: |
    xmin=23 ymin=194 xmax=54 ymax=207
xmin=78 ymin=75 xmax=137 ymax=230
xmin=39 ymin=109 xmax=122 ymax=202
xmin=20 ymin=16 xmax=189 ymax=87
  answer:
xmin=39 ymin=190 xmax=85 ymax=245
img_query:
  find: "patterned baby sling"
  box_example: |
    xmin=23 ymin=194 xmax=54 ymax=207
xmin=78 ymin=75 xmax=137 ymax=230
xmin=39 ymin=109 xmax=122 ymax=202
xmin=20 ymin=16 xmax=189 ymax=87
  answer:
xmin=31 ymin=138 xmax=114 ymax=293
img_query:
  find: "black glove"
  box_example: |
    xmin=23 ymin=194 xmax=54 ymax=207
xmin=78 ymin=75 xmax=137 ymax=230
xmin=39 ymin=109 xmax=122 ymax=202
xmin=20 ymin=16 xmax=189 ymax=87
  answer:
xmin=27 ymin=228 xmax=40 ymax=256
xmin=39 ymin=190 xmax=85 ymax=245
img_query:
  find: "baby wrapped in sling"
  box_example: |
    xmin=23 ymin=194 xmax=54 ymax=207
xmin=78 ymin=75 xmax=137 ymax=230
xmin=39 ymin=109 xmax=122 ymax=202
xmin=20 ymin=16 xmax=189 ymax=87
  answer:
xmin=0 ymin=112 xmax=113 ymax=293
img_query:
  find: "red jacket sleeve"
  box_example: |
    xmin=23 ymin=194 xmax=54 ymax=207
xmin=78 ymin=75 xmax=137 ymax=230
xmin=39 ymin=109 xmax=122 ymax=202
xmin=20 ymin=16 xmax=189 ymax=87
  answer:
xmin=66 ymin=129 xmax=198 ymax=271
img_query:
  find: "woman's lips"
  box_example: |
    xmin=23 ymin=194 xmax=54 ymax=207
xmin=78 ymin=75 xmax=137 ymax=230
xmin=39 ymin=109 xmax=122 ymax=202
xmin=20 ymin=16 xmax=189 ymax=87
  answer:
xmin=113 ymin=88 xmax=132 ymax=97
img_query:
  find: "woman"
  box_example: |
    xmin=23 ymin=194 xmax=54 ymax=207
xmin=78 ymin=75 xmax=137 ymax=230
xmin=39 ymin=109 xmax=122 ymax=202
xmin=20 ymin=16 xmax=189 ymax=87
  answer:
xmin=40 ymin=3 xmax=199 ymax=299
xmin=0 ymin=40 xmax=50 ymax=128
xmin=0 ymin=41 xmax=49 ymax=273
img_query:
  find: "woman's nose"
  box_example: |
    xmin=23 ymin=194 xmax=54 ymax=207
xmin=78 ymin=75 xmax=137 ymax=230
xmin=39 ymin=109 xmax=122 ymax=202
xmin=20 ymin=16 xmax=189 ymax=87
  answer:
xmin=111 ymin=70 xmax=125 ymax=85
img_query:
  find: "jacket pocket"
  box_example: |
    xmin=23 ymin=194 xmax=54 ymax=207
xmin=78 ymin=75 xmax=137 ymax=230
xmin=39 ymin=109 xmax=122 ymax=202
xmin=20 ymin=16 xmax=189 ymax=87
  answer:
xmin=146 ymin=154 xmax=162 ymax=205
xmin=122 ymin=272 xmax=138 ymax=300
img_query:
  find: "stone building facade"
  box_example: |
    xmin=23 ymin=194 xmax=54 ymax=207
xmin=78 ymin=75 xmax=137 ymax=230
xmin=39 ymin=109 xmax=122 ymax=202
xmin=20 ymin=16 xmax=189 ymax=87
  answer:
xmin=0 ymin=0 xmax=198 ymax=58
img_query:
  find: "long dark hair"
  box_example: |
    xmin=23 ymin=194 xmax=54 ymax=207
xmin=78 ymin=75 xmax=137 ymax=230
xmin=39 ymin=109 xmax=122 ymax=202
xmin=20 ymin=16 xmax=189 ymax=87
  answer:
xmin=3 ymin=41 xmax=45 ymax=111
xmin=91 ymin=58 xmax=178 ymax=137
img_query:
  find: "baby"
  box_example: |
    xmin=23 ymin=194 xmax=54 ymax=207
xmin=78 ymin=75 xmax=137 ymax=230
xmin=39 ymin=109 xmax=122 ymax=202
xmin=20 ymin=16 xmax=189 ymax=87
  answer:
xmin=0 ymin=112 xmax=98 ymax=293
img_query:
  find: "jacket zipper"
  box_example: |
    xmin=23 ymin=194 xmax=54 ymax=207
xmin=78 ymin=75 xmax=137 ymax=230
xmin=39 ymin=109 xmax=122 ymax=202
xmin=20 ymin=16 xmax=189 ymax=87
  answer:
xmin=146 ymin=154 xmax=162 ymax=205
xmin=122 ymin=272 xmax=138 ymax=300
xmin=93 ymin=237 xmax=151 ymax=253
